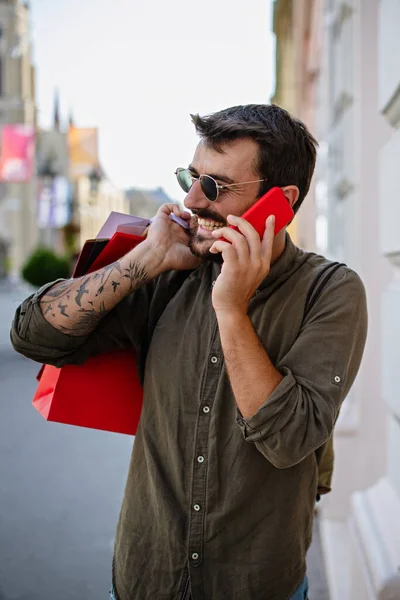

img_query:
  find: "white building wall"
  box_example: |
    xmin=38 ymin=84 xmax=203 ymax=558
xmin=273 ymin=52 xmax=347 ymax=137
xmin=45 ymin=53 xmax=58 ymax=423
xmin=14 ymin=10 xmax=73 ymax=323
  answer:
xmin=316 ymin=1 xmax=400 ymax=598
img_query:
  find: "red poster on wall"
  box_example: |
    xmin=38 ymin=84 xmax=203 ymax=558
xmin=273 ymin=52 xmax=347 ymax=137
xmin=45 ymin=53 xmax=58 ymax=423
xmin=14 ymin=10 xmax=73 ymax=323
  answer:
xmin=0 ymin=125 xmax=35 ymax=182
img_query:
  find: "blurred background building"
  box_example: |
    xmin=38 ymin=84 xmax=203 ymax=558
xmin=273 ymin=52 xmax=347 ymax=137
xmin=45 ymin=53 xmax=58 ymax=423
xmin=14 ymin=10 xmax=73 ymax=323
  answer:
xmin=272 ymin=0 xmax=400 ymax=598
xmin=0 ymin=0 xmax=37 ymax=278
xmin=272 ymin=0 xmax=320 ymax=251
xmin=0 ymin=0 xmax=177 ymax=280
xmin=125 ymin=186 xmax=174 ymax=219
xmin=75 ymin=171 xmax=128 ymax=248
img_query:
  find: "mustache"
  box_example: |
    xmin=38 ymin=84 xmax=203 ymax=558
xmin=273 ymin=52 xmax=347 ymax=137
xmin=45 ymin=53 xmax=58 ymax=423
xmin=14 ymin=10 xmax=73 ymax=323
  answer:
xmin=192 ymin=208 xmax=227 ymax=225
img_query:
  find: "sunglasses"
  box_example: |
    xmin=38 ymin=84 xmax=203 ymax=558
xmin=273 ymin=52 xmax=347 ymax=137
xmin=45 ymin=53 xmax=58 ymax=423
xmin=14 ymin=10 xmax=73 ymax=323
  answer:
xmin=175 ymin=167 xmax=268 ymax=202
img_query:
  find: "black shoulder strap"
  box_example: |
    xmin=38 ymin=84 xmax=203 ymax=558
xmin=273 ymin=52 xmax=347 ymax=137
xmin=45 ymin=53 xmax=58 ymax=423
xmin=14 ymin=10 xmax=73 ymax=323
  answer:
xmin=303 ymin=261 xmax=346 ymax=320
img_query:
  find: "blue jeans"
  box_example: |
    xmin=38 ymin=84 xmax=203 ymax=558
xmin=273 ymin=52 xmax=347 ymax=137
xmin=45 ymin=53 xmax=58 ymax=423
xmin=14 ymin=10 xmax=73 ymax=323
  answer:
xmin=110 ymin=576 xmax=308 ymax=599
xmin=291 ymin=575 xmax=309 ymax=599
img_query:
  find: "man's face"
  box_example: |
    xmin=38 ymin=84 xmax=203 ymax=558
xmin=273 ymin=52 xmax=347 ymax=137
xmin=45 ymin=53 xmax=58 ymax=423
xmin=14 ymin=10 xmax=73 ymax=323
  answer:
xmin=183 ymin=138 xmax=262 ymax=259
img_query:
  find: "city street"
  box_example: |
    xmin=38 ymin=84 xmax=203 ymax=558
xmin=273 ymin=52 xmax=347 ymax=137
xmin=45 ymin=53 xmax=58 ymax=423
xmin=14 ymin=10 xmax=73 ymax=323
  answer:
xmin=0 ymin=284 xmax=132 ymax=600
xmin=0 ymin=284 xmax=329 ymax=600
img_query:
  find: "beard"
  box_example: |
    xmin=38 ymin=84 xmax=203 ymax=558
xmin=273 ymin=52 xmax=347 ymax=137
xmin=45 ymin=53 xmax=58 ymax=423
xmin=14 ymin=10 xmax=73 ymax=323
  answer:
xmin=188 ymin=208 xmax=226 ymax=263
xmin=188 ymin=230 xmax=223 ymax=263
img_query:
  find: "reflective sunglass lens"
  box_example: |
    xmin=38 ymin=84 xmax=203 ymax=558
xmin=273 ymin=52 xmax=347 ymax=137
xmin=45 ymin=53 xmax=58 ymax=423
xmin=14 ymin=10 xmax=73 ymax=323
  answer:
xmin=176 ymin=169 xmax=193 ymax=193
xmin=200 ymin=175 xmax=218 ymax=202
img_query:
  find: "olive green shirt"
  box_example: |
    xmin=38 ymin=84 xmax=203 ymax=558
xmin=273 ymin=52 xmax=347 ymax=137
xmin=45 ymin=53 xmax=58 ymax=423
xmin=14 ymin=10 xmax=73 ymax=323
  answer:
xmin=11 ymin=236 xmax=368 ymax=600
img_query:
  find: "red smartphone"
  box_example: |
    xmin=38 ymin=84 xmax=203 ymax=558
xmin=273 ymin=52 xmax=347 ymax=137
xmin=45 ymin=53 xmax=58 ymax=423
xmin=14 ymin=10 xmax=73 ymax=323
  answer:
xmin=228 ymin=186 xmax=294 ymax=239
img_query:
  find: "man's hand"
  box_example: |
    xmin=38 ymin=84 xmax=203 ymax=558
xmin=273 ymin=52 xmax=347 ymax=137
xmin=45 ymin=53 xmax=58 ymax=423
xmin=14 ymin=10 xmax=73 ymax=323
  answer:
xmin=209 ymin=215 xmax=275 ymax=315
xmin=143 ymin=203 xmax=201 ymax=273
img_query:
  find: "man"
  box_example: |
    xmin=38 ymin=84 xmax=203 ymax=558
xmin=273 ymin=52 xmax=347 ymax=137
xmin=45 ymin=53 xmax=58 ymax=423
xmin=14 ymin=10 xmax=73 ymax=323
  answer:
xmin=11 ymin=104 xmax=367 ymax=600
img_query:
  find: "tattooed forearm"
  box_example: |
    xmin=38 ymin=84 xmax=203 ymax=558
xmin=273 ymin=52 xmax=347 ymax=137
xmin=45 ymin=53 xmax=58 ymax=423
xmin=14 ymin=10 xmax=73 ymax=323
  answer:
xmin=41 ymin=262 xmax=123 ymax=308
xmin=39 ymin=256 xmax=151 ymax=336
xmin=123 ymin=261 xmax=150 ymax=292
xmin=41 ymin=279 xmax=75 ymax=301
xmin=43 ymin=304 xmax=53 ymax=316
xmin=59 ymin=304 xmax=110 ymax=335
xmin=57 ymin=302 xmax=70 ymax=318
xmin=75 ymin=277 xmax=91 ymax=307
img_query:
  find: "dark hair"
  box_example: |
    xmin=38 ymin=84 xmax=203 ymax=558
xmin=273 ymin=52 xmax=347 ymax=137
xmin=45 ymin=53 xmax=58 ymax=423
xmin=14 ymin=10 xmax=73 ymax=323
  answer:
xmin=191 ymin=104 xmax=318 ymax=214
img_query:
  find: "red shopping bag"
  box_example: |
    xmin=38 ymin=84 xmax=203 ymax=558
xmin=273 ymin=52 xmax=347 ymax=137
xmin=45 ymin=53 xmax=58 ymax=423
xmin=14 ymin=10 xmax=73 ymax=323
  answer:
xmin=33 ymin=351 xmax=142 ymax=435
xmin=32 ymin=213 xmax=150 ymax=435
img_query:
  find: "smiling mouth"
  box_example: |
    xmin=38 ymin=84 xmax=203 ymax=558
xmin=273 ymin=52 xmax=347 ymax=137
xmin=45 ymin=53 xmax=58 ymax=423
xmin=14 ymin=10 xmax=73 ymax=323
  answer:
xmin=197 ymin=217 xmax=225 ymax=232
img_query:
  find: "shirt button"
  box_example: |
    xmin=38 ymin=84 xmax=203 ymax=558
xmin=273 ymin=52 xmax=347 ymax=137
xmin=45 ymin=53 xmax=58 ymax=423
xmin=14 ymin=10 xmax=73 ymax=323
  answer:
xmin=193 ymin=504 xmax=201 ymax=511
xmin=191 ymin=552 xmax=199 ymax=560
xmin=203 ymin=406 xmax=210 ymax=414
xmin=211 ymin=356 xmax=218 ymax=364
xmin=197 ymin=456 xmax=204 ymax=463
xmin=334 ymin=375 xmax=341 ymax=383
xmin=211 ymin=280 xmax=216 ymax=288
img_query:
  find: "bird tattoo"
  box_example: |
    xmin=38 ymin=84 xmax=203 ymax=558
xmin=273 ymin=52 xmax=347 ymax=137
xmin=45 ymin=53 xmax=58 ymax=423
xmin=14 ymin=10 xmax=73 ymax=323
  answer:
xmin=58 ymin=302 xmax=69 ymax=317
xmin=75 ymin=277 xmax=91 ymax=307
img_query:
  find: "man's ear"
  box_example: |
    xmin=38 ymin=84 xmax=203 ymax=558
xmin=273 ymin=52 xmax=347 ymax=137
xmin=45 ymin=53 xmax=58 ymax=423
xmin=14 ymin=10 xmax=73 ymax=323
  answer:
xmin=281 ymin=185 xmax=300 ymax=209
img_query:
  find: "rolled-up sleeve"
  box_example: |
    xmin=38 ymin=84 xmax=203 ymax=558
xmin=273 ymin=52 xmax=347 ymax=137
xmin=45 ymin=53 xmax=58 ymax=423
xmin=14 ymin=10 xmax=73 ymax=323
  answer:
xmin=10 ymin=279 xmax=152 ymax=368
xmin=236 ymin=268 xmax=368 ymax=469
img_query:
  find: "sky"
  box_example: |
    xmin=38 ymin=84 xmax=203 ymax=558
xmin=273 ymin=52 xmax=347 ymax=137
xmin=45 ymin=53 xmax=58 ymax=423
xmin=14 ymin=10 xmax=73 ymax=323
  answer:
xmin=29 ymin=0 xmax=276 ymax=202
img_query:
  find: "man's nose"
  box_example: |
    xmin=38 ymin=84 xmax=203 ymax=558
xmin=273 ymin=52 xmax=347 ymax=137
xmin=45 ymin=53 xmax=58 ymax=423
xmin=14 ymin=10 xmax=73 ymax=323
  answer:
xmin=183 ymin=180 xmax=210 ymax=211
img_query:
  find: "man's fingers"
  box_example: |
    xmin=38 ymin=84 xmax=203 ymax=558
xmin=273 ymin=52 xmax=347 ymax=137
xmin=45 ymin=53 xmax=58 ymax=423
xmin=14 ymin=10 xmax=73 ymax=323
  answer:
xmin=227 ymin=214 xmax=259 ymax=237
xmin=209 ymin=240 xmax=238 ymax=264
xmin=158 ymin=203 xmax=188 ymax=218
xmin=212 ymin=226 xmax=250 ymax=262
xmin=261 ymin=216 xmax=275 ymax=265
xmin=158 ymin=203 xmax=177 ymax=215
xmin=209 ymin=240 xmax=232 ymax=254
xmin=226 ymin=215 xmax=263 ymax=259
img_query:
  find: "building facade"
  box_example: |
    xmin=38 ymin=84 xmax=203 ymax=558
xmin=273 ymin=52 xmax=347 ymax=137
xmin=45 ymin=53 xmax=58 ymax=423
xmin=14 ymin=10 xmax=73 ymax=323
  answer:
xmin=0 ymin=3 xmax=131 ymax=277
xmin=76 ymin=173 xmax=128 ymax=247
xmin=36 ymin=128 xmax=71 ymax=253
xmin=273 ymin=0 xmax=400 ymax=598
xmin=0 ymin=0 xmax=37 ymax=278
xmin=272 ymin=0 xmax=321 ymax=251
xmin=125 ymin=186 xmax=176 ymax=220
